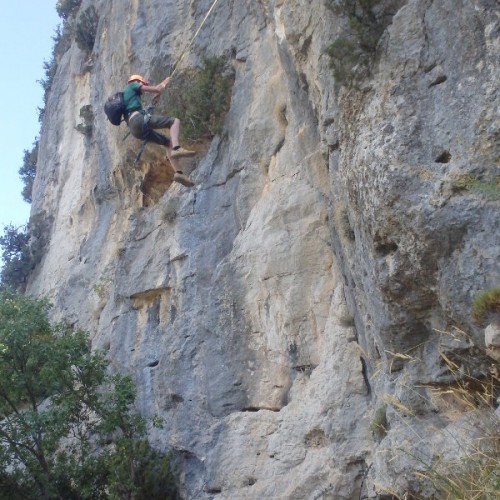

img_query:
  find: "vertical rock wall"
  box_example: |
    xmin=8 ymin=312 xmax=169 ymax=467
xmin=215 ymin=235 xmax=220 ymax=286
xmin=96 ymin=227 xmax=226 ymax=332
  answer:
xmin=28 ymin=0 xmax=499 ymax=497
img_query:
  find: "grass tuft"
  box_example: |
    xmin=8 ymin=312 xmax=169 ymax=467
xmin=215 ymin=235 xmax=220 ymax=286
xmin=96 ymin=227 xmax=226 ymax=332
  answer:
xmin=452 ymin=174 xmax=500 ymax=201
xmin=472 ymin=288 xmax=500 ymax=326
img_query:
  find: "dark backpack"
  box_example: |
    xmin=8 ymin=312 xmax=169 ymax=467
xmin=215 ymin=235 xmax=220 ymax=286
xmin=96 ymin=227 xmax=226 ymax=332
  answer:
xmin=104 ymin=92 xmax=125 ymax=125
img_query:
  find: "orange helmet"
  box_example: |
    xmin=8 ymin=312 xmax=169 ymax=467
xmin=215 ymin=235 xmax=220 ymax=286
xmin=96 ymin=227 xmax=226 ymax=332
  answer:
xmin=127 ymin=74 xmax=149 ymax=85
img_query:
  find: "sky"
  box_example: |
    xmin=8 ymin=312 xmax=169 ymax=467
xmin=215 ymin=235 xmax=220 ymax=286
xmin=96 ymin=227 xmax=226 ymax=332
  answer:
xmin=0 ymin=1 xmax=60 ymax=230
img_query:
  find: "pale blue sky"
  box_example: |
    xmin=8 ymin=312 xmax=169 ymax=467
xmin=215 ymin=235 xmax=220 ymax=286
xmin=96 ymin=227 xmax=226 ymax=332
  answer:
xmin=0 ymin=1 xmax=59 ymax=230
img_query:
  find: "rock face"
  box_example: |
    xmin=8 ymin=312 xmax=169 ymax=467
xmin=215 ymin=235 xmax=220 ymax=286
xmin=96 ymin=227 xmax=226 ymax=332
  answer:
xmin=29 ymin=0 xmax=499 ymax=498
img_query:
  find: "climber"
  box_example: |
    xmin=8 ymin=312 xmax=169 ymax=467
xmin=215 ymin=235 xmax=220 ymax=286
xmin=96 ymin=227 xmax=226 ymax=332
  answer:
xmin=123 ymin=74 xmax=196 ymax=187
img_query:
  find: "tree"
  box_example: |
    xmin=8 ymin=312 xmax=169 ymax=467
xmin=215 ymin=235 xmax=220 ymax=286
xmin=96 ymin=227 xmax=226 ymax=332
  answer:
xmin=0 ymin=212 xmax=50 ymax=292
xmin=18 ymin=141 xmax=38 ymax=203
xmin=0 ymin=291 xmax=177 ymax=499
xmin=0 ymin=223 xmax=33 ymax=291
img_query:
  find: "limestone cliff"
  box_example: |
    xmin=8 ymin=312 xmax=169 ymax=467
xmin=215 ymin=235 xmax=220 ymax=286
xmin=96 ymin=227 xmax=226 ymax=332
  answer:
xmin=28 ymin=0 xmax=499 ymax=498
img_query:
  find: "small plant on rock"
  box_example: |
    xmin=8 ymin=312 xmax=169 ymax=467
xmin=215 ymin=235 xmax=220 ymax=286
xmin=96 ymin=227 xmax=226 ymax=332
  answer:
xmin=92 ymin=275 xmax=113 ymax=300
xmin=76 ymin=104 xmax=94 ymax=136
xmin=452 ymin=174 xmax=500 ymax=201
xmin=370 ymin=405 xmax=388 ymax=441
xmin=472 ymin=288 xmax=500 ymax=327
xmin=326 ymin=0 xmax=388 ymax=86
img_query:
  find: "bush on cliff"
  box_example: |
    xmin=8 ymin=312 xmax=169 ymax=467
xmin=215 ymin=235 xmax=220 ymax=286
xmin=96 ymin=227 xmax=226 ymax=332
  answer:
xmin=164 ymin=56 xmax=234 ymax=143
xmin=326 ymin=0 xmax=387 ymax=86
xmin=75 ymin=6 xmax=99 ymax=55
xmin=18 ymin=140 xmax=38 ymax=203
xmin=76 ymin=104 xmax=94 ymax=136
xmin=472 ymin=288 xmax=500 ymax=326
xmin=56 ymin=0 xmax=82 ymax=20
xmin=0 ymin=291 xmax=177 ymax=499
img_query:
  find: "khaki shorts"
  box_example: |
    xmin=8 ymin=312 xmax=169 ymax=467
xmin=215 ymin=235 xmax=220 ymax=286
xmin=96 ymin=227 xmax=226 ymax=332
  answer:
xmin=128 ymin=112 xmax=175 ymax=146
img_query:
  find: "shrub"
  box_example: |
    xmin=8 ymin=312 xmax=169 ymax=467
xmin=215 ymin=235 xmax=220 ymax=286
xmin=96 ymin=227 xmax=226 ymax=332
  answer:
xmin=164 ymin=56 xmax=234 ymax=143
xmin=56 ymin=0 xmax=82 ymax=19
xmin=326 ymin=37 xmax=367 ymax=87
xmin=18 ymin=140 xmax=38 ymax=203
xmin=472 ymin=288 xmax=500 ymax=326
xmin=0 ymin=224 xmax=30 ymax=289
xmin=75 ymin=6 xmax=99 ymax=55
xmin=0 ymin=291 xmax=178 ymax=499
xmin=0 ymin=212 xmax=51 ymax=291
xmin=326 ymin=0 xmax=386 ymax=86
xmin=107 ymin=439 xmax=178 ymax=499
xmin=76 ymin=104 xmax=94 ymax=135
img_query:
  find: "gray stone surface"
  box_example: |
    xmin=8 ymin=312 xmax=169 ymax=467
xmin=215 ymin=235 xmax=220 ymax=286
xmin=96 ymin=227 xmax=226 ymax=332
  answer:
xmin=486 ymin=323 xmax=500 ymax=348
xmin=28 ymin=0 xmax=499 ymax=497
xmin=486 ymin=323 xmax=500 ymax=361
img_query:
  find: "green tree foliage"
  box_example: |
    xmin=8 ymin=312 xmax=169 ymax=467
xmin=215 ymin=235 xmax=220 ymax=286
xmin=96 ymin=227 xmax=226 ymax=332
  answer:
xmin=75 ymin=6 xmax=99 ymax=55
xmin=0 ymin=291 xmax=177 ymax=499
xmin=107 ymin=438 xmax=177 ymax=499
xmin=165 ymin=57 xmax=234 ymax=143
xmin=0 ymin=223 xmax=34 ymax=291
xmin=0 ymin=212 xmax=50 ymax=292
xmin=18 ymin=140 xmax=38 ymax=203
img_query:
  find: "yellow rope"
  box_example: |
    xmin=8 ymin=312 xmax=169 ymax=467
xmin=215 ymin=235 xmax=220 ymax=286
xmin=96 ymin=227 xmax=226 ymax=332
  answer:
xmin=170 ymin=0 xmax=222 ymax=78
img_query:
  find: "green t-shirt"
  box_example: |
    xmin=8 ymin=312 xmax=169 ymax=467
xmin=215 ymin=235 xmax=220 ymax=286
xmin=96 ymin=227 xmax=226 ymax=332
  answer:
xmin=123 ymin=81 xmax=143 ymax=114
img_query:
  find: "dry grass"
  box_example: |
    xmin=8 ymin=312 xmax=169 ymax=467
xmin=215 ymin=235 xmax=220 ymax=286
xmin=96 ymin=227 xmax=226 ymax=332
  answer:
xmin=377 ymin=327 xmax=500 ymax=499
xmin=416 ymin=446 xmax=500 ymax=500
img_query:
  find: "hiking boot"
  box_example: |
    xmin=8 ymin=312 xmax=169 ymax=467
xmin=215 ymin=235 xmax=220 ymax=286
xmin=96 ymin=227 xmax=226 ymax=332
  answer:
xmin=173 ymin=171 xmax=194 ymax=187
xmin=171 ymin=147 xmax=196 ymax=159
